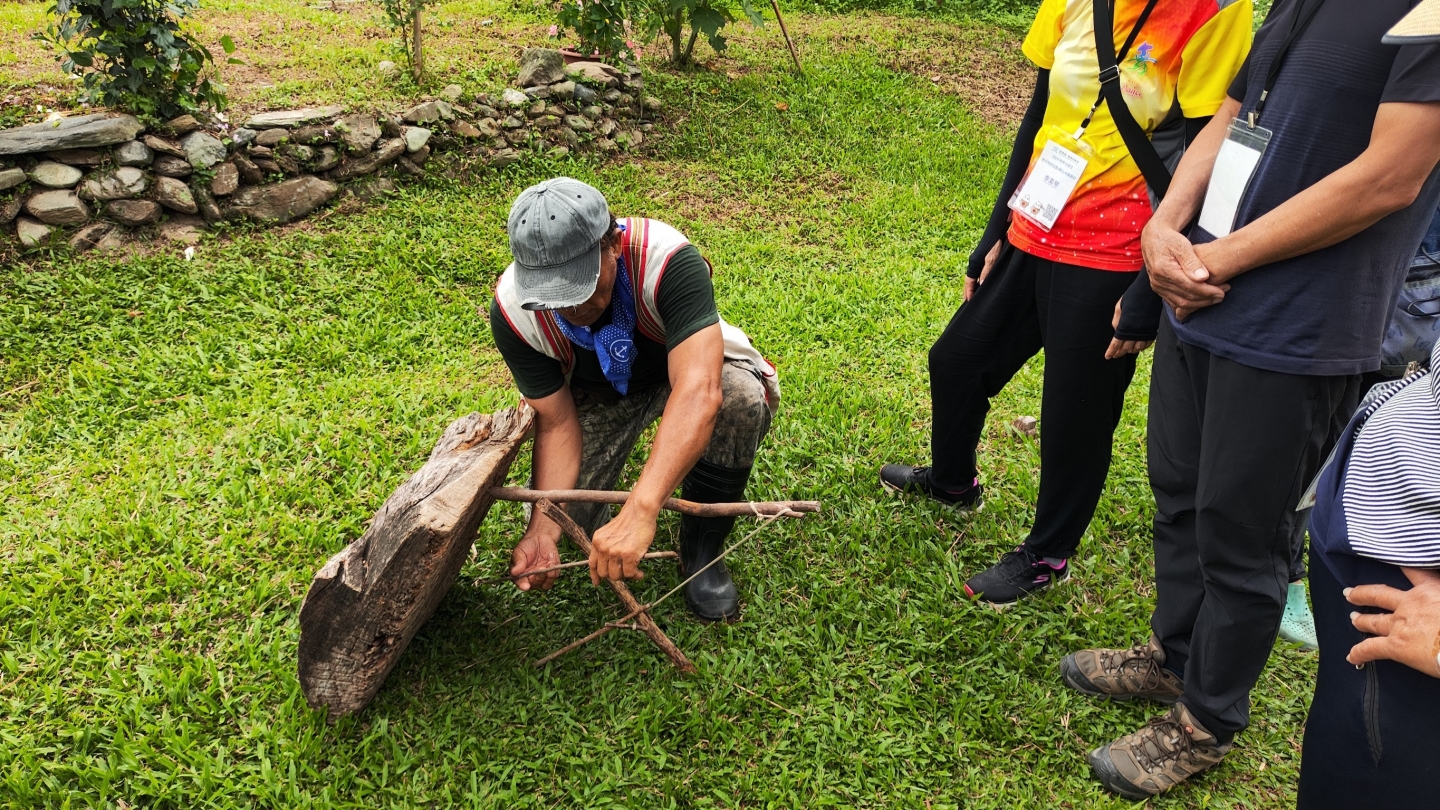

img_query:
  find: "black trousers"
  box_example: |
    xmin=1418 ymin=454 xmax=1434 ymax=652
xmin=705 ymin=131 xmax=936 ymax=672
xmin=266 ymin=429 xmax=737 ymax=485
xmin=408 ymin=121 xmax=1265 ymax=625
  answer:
xmin=1297 ymin=550 xmax=1440 ymax=809
xmin=929 ymin=245 xmax=1139 ymax=559
xmin=1148 ymin=320 xmax=1359 ymax=740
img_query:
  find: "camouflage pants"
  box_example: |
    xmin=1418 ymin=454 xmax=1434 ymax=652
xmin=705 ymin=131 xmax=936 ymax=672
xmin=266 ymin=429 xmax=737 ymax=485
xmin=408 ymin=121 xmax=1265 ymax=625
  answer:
xmin=560 ymin=360 xmax=773 ymax=535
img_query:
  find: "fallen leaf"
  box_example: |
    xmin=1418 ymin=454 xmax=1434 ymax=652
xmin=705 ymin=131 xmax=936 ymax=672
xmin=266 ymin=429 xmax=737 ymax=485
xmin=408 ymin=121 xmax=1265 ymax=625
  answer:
xmin=775 ymin=102 xmax=789 ymax=111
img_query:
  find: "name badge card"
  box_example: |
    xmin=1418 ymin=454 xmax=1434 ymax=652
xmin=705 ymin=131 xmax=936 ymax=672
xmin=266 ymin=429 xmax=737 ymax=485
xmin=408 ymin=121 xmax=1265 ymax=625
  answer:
xmin=1008 ymin=127 xmax=1094 ymax=232
xmin=1197 ymin=120 xmax=1272 ymax=238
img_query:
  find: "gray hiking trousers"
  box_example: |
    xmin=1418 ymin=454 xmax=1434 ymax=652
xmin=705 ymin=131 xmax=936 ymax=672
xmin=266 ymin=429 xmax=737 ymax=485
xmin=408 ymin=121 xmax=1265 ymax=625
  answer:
xmin=559 ymin=359 xmax=773 ymax=534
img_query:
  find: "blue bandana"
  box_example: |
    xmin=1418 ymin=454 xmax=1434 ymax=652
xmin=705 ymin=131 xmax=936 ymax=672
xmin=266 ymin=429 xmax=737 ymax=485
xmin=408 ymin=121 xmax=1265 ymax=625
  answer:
xmin=554 ymin=256 xmax=637 ymax=395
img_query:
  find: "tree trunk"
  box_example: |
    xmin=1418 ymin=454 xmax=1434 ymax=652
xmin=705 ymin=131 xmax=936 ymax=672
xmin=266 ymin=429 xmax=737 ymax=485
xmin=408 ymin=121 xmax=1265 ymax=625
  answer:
xmin=411 ymin=4 xmax=424 ymax=81
xmin=298 ymin=406 xmax=534 ymax=721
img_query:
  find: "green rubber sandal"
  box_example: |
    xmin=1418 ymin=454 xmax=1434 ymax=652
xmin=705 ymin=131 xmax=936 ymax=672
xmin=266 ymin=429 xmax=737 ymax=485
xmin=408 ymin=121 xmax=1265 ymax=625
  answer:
xmin=1278 ymin=580 xmax=1318 ymax=651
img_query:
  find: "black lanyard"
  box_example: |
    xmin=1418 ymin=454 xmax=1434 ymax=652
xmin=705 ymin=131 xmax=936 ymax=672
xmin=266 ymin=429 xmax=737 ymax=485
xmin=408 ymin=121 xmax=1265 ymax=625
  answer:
xmin=1249 ymin=0 xmax=1327 ymax=127
xmin=1079 ymin=0 xmax=1163 ymax=134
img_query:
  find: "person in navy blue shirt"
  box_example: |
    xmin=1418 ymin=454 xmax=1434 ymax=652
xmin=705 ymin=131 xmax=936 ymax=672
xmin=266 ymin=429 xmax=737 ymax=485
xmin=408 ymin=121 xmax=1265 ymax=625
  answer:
xmin=1054 ymin=0 xmax=1440 ymax=800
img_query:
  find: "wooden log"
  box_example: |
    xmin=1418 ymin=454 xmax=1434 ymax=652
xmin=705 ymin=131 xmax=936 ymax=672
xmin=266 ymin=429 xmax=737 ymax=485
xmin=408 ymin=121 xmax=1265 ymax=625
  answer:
xmin=298 ymin=406 xmax=534 ymax=721
xmin=490 ymin=487 xmax=820 ymax=518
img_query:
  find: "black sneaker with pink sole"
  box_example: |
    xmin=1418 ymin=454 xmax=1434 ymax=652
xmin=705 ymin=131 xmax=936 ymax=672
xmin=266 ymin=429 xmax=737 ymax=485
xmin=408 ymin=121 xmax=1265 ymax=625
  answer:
xmin=964 ymin=546 xmax=1070 ymax=605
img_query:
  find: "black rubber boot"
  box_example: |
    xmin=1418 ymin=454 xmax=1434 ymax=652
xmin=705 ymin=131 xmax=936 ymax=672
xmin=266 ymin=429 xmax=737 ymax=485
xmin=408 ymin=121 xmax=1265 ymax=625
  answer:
xmin=678 ymin=459 xmax=751 ymax=623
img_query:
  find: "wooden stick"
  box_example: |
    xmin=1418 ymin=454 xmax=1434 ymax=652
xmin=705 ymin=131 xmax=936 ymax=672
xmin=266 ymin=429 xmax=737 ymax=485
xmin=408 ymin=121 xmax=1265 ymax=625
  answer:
xmin=534 ymin=504 xmax=798 ymax=668
xmin=490 ymin=487 xmax=819 ymax=518
xmin=474 ymin=551 xmax=678 ymax=587
xmin=534 ymin=500 xmax=696 ymax=673
xmin=770 ymin=0 xmax=803 ymax=75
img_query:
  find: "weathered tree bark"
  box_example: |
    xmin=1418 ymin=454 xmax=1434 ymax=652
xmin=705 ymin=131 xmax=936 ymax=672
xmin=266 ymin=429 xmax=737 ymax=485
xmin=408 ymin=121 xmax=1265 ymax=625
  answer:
xmin=298 ymin=406 xmax=533 ymax=721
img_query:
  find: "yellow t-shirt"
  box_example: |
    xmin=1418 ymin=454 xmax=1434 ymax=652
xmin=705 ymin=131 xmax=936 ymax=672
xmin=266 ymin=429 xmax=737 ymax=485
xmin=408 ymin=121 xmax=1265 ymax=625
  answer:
xmin=1008 ymin=0 xmax=1253 ymax=271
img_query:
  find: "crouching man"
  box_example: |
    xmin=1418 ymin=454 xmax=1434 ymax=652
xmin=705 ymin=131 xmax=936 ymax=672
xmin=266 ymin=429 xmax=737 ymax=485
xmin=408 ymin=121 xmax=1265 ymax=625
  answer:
xmin=489 ymin=177 xmax=780 ymax=622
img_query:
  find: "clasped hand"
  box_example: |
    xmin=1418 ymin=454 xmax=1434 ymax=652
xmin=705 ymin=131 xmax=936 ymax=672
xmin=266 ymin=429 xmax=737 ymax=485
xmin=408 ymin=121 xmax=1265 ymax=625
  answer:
xmin=508 ymin=507 xmax=656 ymax=591
xmin=1141 ymin=222 xmax=1230 ymax=320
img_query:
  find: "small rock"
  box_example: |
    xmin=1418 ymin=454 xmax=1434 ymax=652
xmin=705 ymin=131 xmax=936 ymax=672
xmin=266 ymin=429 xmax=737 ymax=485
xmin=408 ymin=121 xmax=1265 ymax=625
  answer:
xmin=566 ymin=61 xmax=621 ymax=88
xmin=165 ymin=114 xmax=202 ymax=135
xmin=181 ymin=131 xmax=227 ymax=169
xmin=490 ymin=148 xmax=521 ymax=169
xmin=335 ymin=114 xmax=380 ymax=153
xmin=231 ymin=128 xmax=259 ymax=147
xmin=564 ymin=115 xmax=594 ymax=132
xmin=106 ymin=199 xmax=162 ymax=226
xmin=473 ymin=105 xmax=501 ymax=119
xmin=25 ymin=189 xmax=90 ymax=225
xmin=47 ymin=148 xmax=105 ymax=166
xmin=154 ymin=176 xmax=198 ymax=214
xmin=643 ymin=96 xmax=662 ymax=112
xmin=243 ymin=106 xmax=345 ymax=129
xmin=625 ymin=129 xmax=644 ymax=147
xmin=274 ymin=154 xmax=302 ymax=175
xmin=0 ymin=167 xmax=26 ymax=191
xmin=403 ymin=126 xmax=432 ymax=153
xmin=348 ymin=176 xmax=397 ymax=202
xmin=255 ymin=128 xmax=289 ymax=148
xmin=473 ymin=119 xmax=502 ymax=139
xmin=278 ymin=143 xmax=315 ymax=164
xmin=79 ymin=166 xmax=148 ymax=201
xmin=252 ymin=158 xmax=282 ymax=175
xmin=1011 ymin=416 xmax=1039 ymax=438
xmin=69 ymin=222 xmax=115 ymax=253
xmin=402 ymin=101 xmax=444 ymax=125
xmin=289 ymin=124 xmax=334 ymax=145
xmin=517 ymin=48 xmax=567 ymax=87
xmin=395 ymin=156 xmax=424 ymax=177
xmin=550 ymin=81 xmax=577 ymax=101
xmin=581 ymin=105 xmax=603 ymax=121
xmin=0 ymin=197 xmax=21 ymax=223
xmin=114 ymin=140 xmax=154 ymax=167
xmin=527 ymin=101 xmax=547 ymax=118
xmin=210 ymin=162 xmax=240 ymax=196
xmin=409 ymin=144 xmax=431 ymax=165
xmin=502 ymin=115 xmax=528 ymax=130
xmin=573 ymin=84 xmax=597 ymax=105
xmin=504 ymin=129 xmax=531 ymax=147
xmin=194 ymin=187 xmax=223 ymax=223
xmin=229 ymin=175 xmax=339 ymax=224
xmin=30 ymin=161 xmax=84 ymax=189
xmin=312 ymin=145 xmax=341 ymax=172
xmin=597 ymin=119 xmax=617 ymax=137
xmin=247 ymin=145 xmax=274 ymax=158
xmin=151 ymin=154 xmax=193 ymax=178
xmin=440 ymin=84 xmax=464 ymax=102
xmin=450 ymin=102 xmax=473 ymax=118
xmin=501 ymin=88 xmax=529 ymax=107
xmin=602 ymin=89 xmax=623 ymax=103
xmin=16 ymin=217 xmax=52 ymax=246
xmin=535 ymin=115 xmax=561 ymax=130
xmin=380 ymin=116 xmax=404 ymax=139
xmin=548 ymin=146 xmax=571 ymax=159
xmin=158 ymin=215 xmax=205 ymax=244
xmin=143 ymin=135 xmax=186 ymax=157
xmin=524 ymin=85 xmax=552 ymax=100
xmin=329 ymin=138 xmax=406 ymax=181
xmin=556 ymin=126 xmax=580 ymax=149
xmin=449 ymin=120 xmax=483 ymax=139
xmin=94 ymin=228 xmax=126 ymax=252
xmin=596 ymin=137 xmax=618 ymax=153
xmin=231 ymin=153 xmax=264 ymax=185
xmin=640 ymin=123 xmax=654 ymax=133
xmin=378 ymin=60 xmax=398 ymax=76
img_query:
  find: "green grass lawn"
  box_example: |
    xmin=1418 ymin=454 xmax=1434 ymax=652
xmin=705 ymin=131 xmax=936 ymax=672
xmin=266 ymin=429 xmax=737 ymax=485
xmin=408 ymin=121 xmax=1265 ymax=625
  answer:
xmin=1 ymin=3 xmax=1311 ymax=807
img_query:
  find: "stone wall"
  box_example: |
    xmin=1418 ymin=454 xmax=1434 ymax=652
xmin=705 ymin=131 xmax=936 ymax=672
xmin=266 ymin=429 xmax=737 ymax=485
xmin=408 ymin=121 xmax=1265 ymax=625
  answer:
xmin=0 ymin=50 xmax=659 ymax=254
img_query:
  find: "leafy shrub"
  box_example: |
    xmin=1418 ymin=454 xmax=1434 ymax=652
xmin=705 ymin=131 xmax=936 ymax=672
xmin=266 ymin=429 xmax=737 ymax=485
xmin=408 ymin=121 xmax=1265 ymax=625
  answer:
xmin=630 ymin=0 xmax=764 ymax=66
xmin=377 ymin=0 xmax=439 ymax=79
xmin=38 ymin=0 xmax=235 ymax=120
xmin=555 ymin=0 xmax=633 ymax=63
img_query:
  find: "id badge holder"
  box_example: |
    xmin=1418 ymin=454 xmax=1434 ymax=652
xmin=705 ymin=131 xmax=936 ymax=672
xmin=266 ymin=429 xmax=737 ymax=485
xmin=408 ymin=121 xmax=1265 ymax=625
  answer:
xmin=1197 ymin=119 xmax=1272 ymax=238
xmin=1008 ymin=125 xmax=1095 ymax=232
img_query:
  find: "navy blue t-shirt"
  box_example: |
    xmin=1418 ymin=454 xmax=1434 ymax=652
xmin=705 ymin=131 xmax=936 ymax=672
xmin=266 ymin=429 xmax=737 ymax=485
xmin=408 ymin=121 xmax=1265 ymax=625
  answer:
xmin=1176 ymin=0 xmax=1440 ymax=376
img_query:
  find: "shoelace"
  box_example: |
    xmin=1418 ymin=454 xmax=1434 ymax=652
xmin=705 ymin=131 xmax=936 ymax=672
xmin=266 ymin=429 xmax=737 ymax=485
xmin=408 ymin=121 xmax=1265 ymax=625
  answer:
xmin=1100 ymin=644 xmax=1167 ymax=691
xmin=1132 ymin=715 xmax=1199 ymax=773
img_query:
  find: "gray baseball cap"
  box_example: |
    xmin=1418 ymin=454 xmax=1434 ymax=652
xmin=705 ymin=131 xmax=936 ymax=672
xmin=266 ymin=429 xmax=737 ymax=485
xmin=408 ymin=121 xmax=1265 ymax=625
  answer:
xmin=507 ymin=177 xmax=612 ymax=310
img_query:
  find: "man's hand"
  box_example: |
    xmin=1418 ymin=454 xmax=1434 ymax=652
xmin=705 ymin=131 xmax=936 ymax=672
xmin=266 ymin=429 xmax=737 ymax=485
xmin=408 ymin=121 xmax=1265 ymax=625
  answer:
xmin=964 ymin=240 xmax=1004 ymax=302
xmin=510 ymin=531 xmax=562 ymax=591
xmin=1142 ymin=221 xmax=1229 ymax=320
xmin=589 ymin=508 xmax=657 ymax=584
xmin=1346 ymin=567 xmax=1440 ymax=678
xmin=1104 ymin=299 xmax=1153 ymax=360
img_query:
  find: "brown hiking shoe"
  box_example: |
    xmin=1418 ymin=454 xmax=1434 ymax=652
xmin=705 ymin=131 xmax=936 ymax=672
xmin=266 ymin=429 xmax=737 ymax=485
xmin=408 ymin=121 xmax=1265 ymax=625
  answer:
xmin=1060 ymin=635 xmax=1184 ymax=703
xmin=1088 ymin=703 xmax=1232 ymax=799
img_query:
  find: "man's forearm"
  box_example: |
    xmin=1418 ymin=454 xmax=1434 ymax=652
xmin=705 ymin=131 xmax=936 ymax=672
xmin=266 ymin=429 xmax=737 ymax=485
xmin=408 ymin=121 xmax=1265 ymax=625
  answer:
xmin=1151 ymin=98 xmax=1240 ymax=231
xmin=1202 ymin=101 xmax=1440 ymax=282
xmin=524 ymin=395 xmax=583 ymax=541
xmin=625 ymin=380 xmax=721 ymax=517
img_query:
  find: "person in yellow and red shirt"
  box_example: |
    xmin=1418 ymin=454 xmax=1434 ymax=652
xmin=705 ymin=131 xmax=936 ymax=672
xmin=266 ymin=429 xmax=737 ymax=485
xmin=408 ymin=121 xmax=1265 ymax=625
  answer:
xmin=881 ymin=0 xmax=1251 ymax=604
